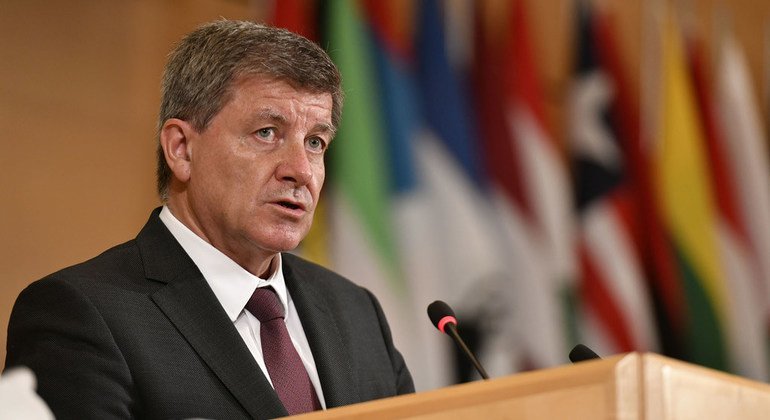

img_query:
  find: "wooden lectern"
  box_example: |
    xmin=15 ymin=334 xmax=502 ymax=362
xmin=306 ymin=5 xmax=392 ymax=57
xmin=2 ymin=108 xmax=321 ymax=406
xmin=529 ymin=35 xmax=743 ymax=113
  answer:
xmin=293 ymin=353 xmax=770 ymax=419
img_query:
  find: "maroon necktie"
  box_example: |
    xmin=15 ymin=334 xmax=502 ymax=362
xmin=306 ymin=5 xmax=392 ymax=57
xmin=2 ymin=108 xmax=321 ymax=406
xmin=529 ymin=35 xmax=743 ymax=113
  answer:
xmin=245 ymin=287 xmax=321 ymax=415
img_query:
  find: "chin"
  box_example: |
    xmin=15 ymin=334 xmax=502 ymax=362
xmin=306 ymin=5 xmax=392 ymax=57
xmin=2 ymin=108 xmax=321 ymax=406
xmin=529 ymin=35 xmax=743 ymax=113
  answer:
xmin=271 ymin=241 xmax=302 ymax=253
xmin=256 ymin=232 xmax=306 ymax=253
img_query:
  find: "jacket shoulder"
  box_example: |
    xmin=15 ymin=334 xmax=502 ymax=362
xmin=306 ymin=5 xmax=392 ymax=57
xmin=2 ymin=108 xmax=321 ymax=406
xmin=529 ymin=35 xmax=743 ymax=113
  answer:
xmin=36 ymin=239 xmax=143 ymax=288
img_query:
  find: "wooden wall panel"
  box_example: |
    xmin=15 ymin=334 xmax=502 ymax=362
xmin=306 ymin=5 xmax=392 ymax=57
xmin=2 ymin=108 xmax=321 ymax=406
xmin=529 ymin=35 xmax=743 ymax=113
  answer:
xmin=0 ymin=0 xmax=256 ymax=366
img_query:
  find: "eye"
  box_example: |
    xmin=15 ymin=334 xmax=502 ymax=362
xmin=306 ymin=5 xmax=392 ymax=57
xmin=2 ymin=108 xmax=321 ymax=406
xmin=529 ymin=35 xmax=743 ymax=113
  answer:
xmin=306 ymin=137 xmax=327 ymax=153
xmin=255 ymin=127 xmax=276 ymax=140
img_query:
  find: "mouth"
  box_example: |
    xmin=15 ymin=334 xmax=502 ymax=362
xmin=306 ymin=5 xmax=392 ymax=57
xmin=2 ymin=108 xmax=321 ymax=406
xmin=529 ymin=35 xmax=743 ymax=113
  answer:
xmin=274 ymin=200 xmax=306 ymax=212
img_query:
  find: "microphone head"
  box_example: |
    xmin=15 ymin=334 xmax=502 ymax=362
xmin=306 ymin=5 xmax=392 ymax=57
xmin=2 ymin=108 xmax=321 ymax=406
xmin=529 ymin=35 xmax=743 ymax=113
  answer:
xmin=427 ymin=300 xmax=457 ymax=334
xmin=569 ymin=344 xmax=601 ymax=363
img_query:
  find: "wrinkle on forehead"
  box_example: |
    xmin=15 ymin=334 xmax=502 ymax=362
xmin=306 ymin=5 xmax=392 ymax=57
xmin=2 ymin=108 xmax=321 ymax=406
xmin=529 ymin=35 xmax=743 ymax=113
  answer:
xmin=235 ymin=75 xmax=331 ymax=109
xmin=230 ymin=75 xmax=333 ymax=129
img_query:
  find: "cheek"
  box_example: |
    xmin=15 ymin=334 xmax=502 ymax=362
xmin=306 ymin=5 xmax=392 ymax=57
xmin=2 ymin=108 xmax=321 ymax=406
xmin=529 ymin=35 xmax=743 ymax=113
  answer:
xmin=314 ymin=158 xmax=326 ymax=181
xmin=219 ymin=150 xmax=261 ymax=187
xmin=313 ymin=167 xmax=325 ymax=195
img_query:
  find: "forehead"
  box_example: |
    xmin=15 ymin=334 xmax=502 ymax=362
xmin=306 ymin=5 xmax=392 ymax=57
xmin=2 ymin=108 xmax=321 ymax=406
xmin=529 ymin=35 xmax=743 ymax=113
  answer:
xmin=227 ymin=75 xmax=333 ymax=120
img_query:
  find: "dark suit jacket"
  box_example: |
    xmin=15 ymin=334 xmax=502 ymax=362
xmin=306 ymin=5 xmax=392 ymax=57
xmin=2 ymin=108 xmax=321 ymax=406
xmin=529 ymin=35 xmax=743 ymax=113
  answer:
xmin=5 ymin=209 xmax=414 ymax=419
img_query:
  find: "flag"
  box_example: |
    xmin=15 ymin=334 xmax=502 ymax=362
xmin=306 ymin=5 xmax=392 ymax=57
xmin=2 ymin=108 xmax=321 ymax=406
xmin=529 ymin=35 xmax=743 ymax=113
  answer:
xmin=321 ymin=0 xmax=401 ymax=293
xmin=321 ymin=0 xmax=423 ymax=386
xmin=322 ymin=0 xmax=498 ymax=390
xmin=651 ymin=12 xmax=728 ymax=370
xmin=410 ymin=0 xmax=513 ymax=382
xmin=361 ymin=0 xmax=456 ymax=390
xmin=567 ymin=2 xmax=658 ymax=355
xmin=716 ymin=31 xmax=770 ymax=324
xmin=269 ymin=0 xmax=317 ymax=41
xmin=709 ymin=29 xmax=770 ymax=380
xmin=472 ymin=0 xmax=576 ymax=370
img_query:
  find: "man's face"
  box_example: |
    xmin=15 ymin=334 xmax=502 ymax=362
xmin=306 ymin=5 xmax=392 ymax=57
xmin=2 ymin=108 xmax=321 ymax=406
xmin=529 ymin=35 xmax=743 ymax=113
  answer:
xmin=180 ymin=75 xmax=334 ymax=271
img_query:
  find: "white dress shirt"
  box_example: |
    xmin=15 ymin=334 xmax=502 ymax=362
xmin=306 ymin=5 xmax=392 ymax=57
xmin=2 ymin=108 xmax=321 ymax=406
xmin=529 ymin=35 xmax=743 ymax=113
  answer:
xmin=159 ymin=206 xmax=326 ymax=408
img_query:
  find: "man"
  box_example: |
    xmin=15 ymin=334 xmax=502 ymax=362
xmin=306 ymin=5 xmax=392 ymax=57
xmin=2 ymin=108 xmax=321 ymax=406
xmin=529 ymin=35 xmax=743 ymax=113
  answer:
xmin=5 ymin=20 xmax=414 ymax=419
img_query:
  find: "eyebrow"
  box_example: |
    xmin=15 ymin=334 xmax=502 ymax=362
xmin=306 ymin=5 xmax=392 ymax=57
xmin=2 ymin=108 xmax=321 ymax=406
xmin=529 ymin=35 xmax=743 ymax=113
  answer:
xmin=256 ymin=109 xmax=336 ymax=137
xmin=313 ymin=122 xmax=336 ymax=138
xmin=257 ymin=109 xmax=288 ymax=125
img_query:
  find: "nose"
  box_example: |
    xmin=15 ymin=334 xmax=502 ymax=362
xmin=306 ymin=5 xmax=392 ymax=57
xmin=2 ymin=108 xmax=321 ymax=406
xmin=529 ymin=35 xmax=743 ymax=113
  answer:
xmin=275 ymin=140 xmax=313 ymax=186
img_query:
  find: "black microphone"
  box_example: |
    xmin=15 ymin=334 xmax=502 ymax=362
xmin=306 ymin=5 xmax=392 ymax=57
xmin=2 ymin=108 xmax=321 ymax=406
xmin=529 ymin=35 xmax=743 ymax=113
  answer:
xmin=427 ymin=300 xmax=490 ymax=380
xmin=568 ymin=344 xmax=601 ymax=363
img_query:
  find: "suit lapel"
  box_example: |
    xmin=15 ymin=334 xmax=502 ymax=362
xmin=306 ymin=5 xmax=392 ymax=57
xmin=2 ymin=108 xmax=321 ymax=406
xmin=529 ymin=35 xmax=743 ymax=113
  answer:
xmin=136 ymin=209 xmax=287 ymax=419
xmin=283 ymin=255 xmax=361 ymax=408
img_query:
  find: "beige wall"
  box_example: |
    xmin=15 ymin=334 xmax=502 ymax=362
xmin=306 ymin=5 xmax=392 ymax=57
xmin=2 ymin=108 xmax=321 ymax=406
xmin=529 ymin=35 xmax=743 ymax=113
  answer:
xmin=1 ymin=0 xmax=768 ymax=367
xmin=0 ymin=0 xmax=259 ymax=365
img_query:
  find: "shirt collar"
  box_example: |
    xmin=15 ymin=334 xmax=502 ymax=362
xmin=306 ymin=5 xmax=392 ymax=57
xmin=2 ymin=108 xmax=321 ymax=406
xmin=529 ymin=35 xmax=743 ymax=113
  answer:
xmin=159 ymin=205 xmax=289 ymax=322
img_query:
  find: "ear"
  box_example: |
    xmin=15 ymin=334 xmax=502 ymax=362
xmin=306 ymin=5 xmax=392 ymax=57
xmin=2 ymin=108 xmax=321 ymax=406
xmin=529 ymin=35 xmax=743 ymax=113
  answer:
xmin=159 ymin=118 xmax=195 ymax=183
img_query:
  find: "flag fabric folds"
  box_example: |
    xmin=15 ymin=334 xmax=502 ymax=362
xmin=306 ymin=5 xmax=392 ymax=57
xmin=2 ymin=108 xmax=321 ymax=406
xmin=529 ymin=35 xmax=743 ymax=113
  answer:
xmin=652 ymin=9 xmax=729 ymax=371
xmin=268 ymin=0 xmax=770 ymax=389
xmin=568 ymin=3 xmax=658 ymax=356
xmin=644 ymin=7 xmax=770 ymax=379
xmin=475 ymin=0 xmax=576 ymax=371
xmin=710 ymin=29 xmax=770 ymax=381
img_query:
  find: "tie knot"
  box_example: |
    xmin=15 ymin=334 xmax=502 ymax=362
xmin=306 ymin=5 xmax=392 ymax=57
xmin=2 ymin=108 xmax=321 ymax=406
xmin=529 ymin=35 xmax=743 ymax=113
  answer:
xmin=245 ymin=287 xmax=284 ymax=322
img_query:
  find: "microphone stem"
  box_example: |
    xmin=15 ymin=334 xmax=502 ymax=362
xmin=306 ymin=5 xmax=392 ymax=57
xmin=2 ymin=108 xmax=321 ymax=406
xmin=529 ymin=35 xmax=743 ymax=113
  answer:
xmin=445 ymin=323 xmax=490 ymax=380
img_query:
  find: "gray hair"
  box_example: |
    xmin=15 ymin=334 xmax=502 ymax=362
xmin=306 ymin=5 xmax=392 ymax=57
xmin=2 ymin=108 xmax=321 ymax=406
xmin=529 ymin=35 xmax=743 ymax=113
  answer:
xmin=156 ymin=20 xmax=343 ymax=200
